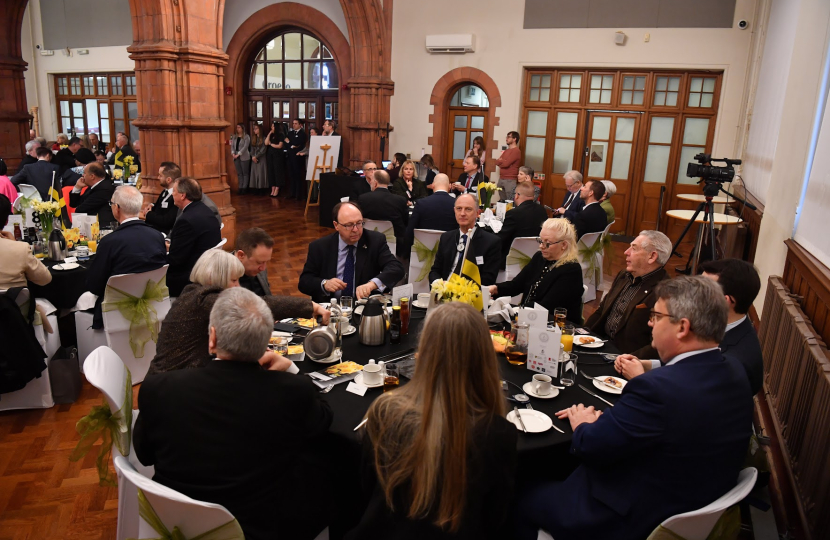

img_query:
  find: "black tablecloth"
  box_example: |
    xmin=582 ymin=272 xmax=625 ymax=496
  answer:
xmin=27 ymin=257 xmax=92 ymax=309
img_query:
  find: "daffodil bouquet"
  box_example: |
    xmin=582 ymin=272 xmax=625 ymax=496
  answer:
xmin=477 ymin=181 xmax=501 ymax=208
xmin=123 ymin=155 xmax=135 ymax=182
xmin=430 ymin=274 xmax=483 ymax=309
xmin=32 ymin=200 xmax=60 ymax=235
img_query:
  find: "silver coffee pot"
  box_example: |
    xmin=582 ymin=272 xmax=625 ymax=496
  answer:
xmin=359 ymin=297 xmax=387 ymax=346
xmin=48 ymin=228 xmax=67 ymax=261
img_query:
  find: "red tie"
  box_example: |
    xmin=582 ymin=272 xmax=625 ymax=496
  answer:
xmin=466 ymin=175 xmax=474 ymax=189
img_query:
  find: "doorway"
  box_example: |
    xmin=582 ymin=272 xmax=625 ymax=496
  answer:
xmin=444 ymin=85 xmax=489 ymax=180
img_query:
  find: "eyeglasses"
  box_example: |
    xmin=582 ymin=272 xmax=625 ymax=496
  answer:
xmin=108 ymin=201 xmax=120 ymax=208
xmin=364 ymin=167 xmax=377 ymax=171
xmin=536 ymin=237 xmax=564 ymax=249
xmin=337 ymin=220 xmax=365 ymax=230
xmin=649 ymin=310 xmax=674 ymax=323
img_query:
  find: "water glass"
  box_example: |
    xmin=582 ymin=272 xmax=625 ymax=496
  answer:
xmin=340 ymin=296 xmax=353 ymax=319
xmin=505 ymin=322 xmax=529 ymax=366
xmin=560 ymin=352 xmax=578 ymax=386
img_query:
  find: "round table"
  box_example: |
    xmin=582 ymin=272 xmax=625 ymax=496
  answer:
xmin=27 ymin=256 xmax=93 ymax=309
xmin=676 ymin=194 xmax=731 ymax=204
xmin=667 ymin=209 xmax=742 ymax=274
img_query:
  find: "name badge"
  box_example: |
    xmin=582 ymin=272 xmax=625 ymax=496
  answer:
xmin=161 ymin=201 xmax=168 ymax=209
xmin=476 ymin=256 xmax=484 ymax=265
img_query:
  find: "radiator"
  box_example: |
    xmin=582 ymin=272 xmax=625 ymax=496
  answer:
xmin=758 ymin=277 xmax=830 ymax=535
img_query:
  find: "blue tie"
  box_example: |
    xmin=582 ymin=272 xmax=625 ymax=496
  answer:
xmin=454 ymin=234 xmax=468 ymax=275
xmin=343 ymin=245 xmax=355 ymax=297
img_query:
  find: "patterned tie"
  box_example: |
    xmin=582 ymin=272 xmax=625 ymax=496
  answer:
xmin=466 ymin=175 xmax=474 ymax=189
xmin=564 ymin=192 xmax=575 ymax=209
xmin=454 ymin=234 xmax=468 ymax=275
xmin=343 ymin=245 xmax=356 ymax=297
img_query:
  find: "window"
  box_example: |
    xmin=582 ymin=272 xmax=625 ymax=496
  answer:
xmin=621 ymin=75 xmax=646 ymax=106
xmin=688 ymin=77 xmax=716 ymax=108
xmin=528 ymin=74 xmax=551 ymax=102
xmin=653 ymin=76 xmax=681 ymax=107
xmin=677 ymin=117 xmax=710 ymax=184
xmin=249 ymin=32 xmax=336 ymax=90
xmin=558 ymin=74 xmax=582 ymax=103
xmin=589 ymin=74 xmax=614 ymax=104
xmin=450 ymin=85 xmax=489 ymax=107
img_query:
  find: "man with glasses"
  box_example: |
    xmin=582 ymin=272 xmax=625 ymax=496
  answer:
xmin=351 ymin=161 xmax=377 ymax=202
xmin=554 ymin=170 xmax=585 ymax=216
xmin=428 ymin=193 xmax=502 ymax=286
xmin=585 ymin=230 xmax=671 ymax=358
xmin=299 ymin=201 xmax=404 ymax=302
xmin=70 ymin=162 xmax=116 ymax=225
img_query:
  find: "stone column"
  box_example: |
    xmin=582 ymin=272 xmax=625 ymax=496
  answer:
xmin=1 ymin=1 xmax=32 ymax=175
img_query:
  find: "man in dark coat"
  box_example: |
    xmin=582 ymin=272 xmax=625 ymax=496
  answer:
xmin=350 ymin=161 xmax=376 ymax=202
xmin=495 ymin=181 xmax=547 ymax=266
xmin=402 ymin=173 xmax=458 ymax=257
xmin=52 ymin=137 xmax=82 ymax=175
xmin=358 ymin=170 xmax=408 ymax=256
xmin=140 ymin=161 xmax=180 ymax=235
xmin=554 ymin=170 xmax=585 ymax=216
xmin=565 ymin=179 xmax=607 ymax=239
xmin=11 ymin=147 xmax=60 ymax=199
xmin=285 ymin=118 xmax=307 ymax=200
xmin=69 ymin=162 xmax=116 ymax=225
xmin=452 ymin=155 xmax=487 ymax=196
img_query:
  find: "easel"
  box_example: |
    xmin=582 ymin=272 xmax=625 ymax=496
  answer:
xmin=305 ymin=144 xmax=333 ymax=217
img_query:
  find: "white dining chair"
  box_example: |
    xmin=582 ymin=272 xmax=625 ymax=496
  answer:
xmin=577 ymin=232 xmax=602 ymax=303
xmin=408 ymin=229 xmax=444 ymax=294
xmin=504 ymin=236 xmax=540 ymax=304
xmin=364 ymin=219 xmax=396 ymax=258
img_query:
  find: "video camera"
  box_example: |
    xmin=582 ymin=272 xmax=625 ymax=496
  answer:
xmin=686 ymin=153 xmax=741 ymax=183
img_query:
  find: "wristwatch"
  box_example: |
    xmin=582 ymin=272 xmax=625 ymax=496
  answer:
xmin=321 ymin=279 xmax=328 ymax=290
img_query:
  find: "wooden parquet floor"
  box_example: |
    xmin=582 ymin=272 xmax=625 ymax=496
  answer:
xmin=0 ymin=193 xmax=687 ymax=538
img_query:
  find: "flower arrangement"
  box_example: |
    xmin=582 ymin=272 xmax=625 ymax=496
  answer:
xmin=477 ymin=182 xmax=501 ymax=208
xmin=113 ymin=169 xmax=123 ymax=180
xmin=64 ymin=228 xmax=81 ymax=249
xmin=430 ymin=274 xmax=483 ymax=309
xmin=32 ymin=200 xmax=60 ymax=235
xmin=123 ymin=156 xmax=135 ymax=183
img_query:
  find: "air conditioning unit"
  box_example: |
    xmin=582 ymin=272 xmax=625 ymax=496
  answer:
xmin=425 ymin=34 xmax=475 ymax=54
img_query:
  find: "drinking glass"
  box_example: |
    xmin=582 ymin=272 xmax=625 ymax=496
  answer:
xmin=269 ymin=336 xmax=289 ymax=357
xmin=505 ymin=322 xmax=529 ymax=366
xmin=561 ymin=324 xmax=575 ymax=353
xmin=383 ymin=363 xmax=400 ymax=393
xmin=554 ymin=308 xmax=567 ymax=328
xmin=340 ymin=296 xmax=354 ymax=319
xmin=560 ymin=352 xmax=578 ymax=386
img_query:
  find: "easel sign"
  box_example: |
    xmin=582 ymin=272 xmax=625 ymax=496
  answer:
xmin=305 ymin=135 xmax=341 ymax=217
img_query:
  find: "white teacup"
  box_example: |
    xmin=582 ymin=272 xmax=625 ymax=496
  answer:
xmin=532 ymin=374 xmax=552 ymax=396
xmin=417 ymin=292 xmax=430 ymax=305
xmin=363 ymin=363 xmax=382 ymax=386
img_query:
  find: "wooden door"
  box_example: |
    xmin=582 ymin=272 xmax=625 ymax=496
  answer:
xmin=582 ymin=112 xmax=642 ymax=234
xmin=57 ymin=100 xmax=88 ymax=139
xmin=445 ymin=108 xmax=488 ymax=180
xmin=631 ymin=114 xmax=680 ymax=234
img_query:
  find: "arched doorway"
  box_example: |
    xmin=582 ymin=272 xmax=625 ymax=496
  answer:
xmin=245 ymin=30 xmax=338 ymax=136
xmin=445 ymin=84 xmax=489 ymax=180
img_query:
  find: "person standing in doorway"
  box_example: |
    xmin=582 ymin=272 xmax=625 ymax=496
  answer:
xmin=285 ymin=118 xmax=308 ymax=200
xmin=230 ymin=123 xmax=251 ymax=195
xmin=494 ymin=131 xmax=521 ymax=202
xmin=266 ymin=122 xmax=286 ymax=198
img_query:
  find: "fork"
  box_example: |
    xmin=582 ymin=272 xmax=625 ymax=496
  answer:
xmin=525 ymin=402 xmax=534 ymax=411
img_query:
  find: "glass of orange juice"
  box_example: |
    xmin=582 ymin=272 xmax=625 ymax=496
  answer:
xmin=87 ymin=240 xmax=97 ymax=253
xmin=561 ymin=324 xmax=574 ymax=353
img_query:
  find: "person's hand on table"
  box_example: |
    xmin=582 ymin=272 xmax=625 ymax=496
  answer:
xmin=356 ymin=281 xmax=378 ymax=300
xmin=258 ymin=351 xmax=295 ymax=372
xmin=324 ymin=278 xmax=347 ymax=294
xmin=555 ymin=404 xmax=602 ymax=431
xmin=488 ymin=285 xmax=498 ymax=296
xmin=0 ymin=230 xmax=14 ymax=240
xmin=312 ymin=302 xmax=331 ymax=324
xmin=615 ymin=354 xmax=646 ymax=380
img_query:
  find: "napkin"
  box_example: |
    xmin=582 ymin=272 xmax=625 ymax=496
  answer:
xmin=72 ymin=291 xmax=99 ymax=313
xmin=480 ymin=208 xmax=494 ymax=225
xmin=487 ymin=296 xmax=516 ymax=323
xmin=489 ymin=219 xmax=503 ymax=233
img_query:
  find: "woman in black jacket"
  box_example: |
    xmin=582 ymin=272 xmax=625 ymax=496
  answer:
xmin=490 ymin=218 xmax=584 ymax=324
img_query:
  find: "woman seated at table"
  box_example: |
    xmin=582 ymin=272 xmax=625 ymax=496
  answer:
xmin=489 ymin=218 xmax=584 ymax=324
xmin=347 ymin=302 xmax=517 ymax=540
xmin=148 ymin=250 xmax=328 ymax=375
xmin=390 ymin=159 xmax=428 ymax=207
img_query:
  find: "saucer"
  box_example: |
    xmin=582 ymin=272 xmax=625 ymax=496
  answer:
xmin=310 ymin=349 xmax=342 ymax=364
xmin=506 ymin=409 xmax=553 ymax=433
xmin=53 ymin=262 xmax=80 ymax=271
xmin=412 ymin=300 xmax=429 ymax=309
xmin=342 ymin=325 xmax=357 ymax=336
xmin=354 ymin=372 xmax=383 ymax=388
xmin=522 ymin=382 xmax=559 ymax=399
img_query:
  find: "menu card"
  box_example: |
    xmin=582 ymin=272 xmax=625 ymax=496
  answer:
xmin=527 ymin=325 xmax=562 ymax=376
xmin=516 ymin=305 xmax=548 ymax=329
xmin=392 ymin=283 xmax=413 ymax=306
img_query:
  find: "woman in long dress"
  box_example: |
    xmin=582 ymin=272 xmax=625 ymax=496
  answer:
xmin=249 ymin=123 xmax=269 ymax=194
xmin=266 ymin=122 xmax=286 ymax=197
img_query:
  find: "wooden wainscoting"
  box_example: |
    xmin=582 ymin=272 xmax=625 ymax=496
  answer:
xmin=782 ymin=239 xmax=830 ymax=344
xmin=728 ymin=184 xmax=763 ymax=263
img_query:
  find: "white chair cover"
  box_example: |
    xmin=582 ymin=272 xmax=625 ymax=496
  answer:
xmin=504 ymin=237 xmax=540 ymax=304
xmin=101 ymin=266 xmax=171 ymax=384
xmin=364 ymin=219 xmax=396 ymax=258
xmin=537 ymin=530 xmax=554 ymax=540
xmin=408 ymin=229 xmax=444 ymax=294
xmin=75 ymin=310 xmax=109 ymax=371
xmin=213 ymin=237 xmax=228 ymax=249
xmin=16 ymin=183 xmax=42 ymax=201
xmin=578 ymin=232 xmax=602 ymax=303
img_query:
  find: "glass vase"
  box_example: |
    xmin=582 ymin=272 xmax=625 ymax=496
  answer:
xmin=40 ymin=214 xmax=54 ymax=237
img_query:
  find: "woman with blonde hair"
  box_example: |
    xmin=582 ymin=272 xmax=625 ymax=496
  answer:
xmin=149 ymin=250 xmax=327 ymax=374
xmin=390 ymin=159 xmax=428 ymax=206
xmin=347 ymin=302 xmax=517 ymax=539
xmin=489 ymin=218 xmax=584 ymax=324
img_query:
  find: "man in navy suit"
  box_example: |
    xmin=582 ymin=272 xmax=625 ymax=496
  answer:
xmin=70 ymin=162 xmax=116 ymax=225
xmin=517 ymin=276 xmax=753 ymax=540
xmin=452 ymin=155 xmax=487 ymax=196
xmin=554 ymin=170 xmax=585 ymax=216
xmin=402 ymin=173 xmax=457 ymax=257
xmin=565 ymin=179 xmax=608 ymax=239
xmin=11 ymin=147 xmax=60 ymax=199
xmin=166 ymin=177 xmax=222 ymax=296
xmin=85 ymin=186 xmax=167 ymax=328
xmin=494 ymin=181 xmax=547 ymax=267
xmin=358 ymin=169 xmax=409 ymax=255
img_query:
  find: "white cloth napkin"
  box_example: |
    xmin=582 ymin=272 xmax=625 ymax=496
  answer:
xmin=72 ymin=291 xmax=99 ymax=312
xmin=487 ymin=296 xmax=516 ymax=323
xmin=489 ymin=220 xmax=503 ymax=233
xmin=481 ymin=208 xmax=494 ymax=225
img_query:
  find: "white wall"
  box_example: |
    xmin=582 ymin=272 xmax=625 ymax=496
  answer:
xmin=222 ymin=0 xmax=349 ymax=51
xmin=21 ymin=0 xmax=134 ymax=141
xmin=390 ymin=0 xmax=757 ymax=173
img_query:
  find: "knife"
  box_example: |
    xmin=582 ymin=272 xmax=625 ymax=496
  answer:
xmin=578 ymin=384 xmax=614 ymax=407
xmin=512 ymin=405 xmax=528 ymax=432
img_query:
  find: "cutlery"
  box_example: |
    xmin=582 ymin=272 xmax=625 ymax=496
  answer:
xmin=318 ymin=384 xmax=333 ymax=394
xmin=353 ymin=418 xmax=368 ymax=431
xmin=512 ymin=406 xmax=528 ymax=433
xmin=581 ymin=371 xmax=622 ymax=391
xmin=577 ymin=384 xmax=614 ymax=407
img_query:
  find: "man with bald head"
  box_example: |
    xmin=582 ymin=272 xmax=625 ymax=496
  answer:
xmin=428 ymin=193 xmax=502 ymax=285
xmin=402 ymin=173 xmax=457 ymax=256
xmin=358 ymin=169 xmax=409 ymax=255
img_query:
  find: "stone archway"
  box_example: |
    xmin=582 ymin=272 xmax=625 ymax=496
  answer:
xmin=428 ymin=68 xmax=502 ymax=178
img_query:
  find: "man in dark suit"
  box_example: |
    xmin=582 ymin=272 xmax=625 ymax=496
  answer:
xmin=494 ymin=181 xmax=547 ymax=266
xmin=60 ymin=147 xmax=95 ymax=188
xmin=20 ymin=140 xmax=39 ymax=169
xmin=517 ymin=276 xmax=753 ymax=540
xmin=554 ymin=169 xmax=585 ymax=216
xmin=452 ymin=155 xmax=487 ymax=196
xmin=85 ymin=186 xmax=167 ymax=328
xmin=585 ymin=231 xmax=672 ymax=358
xmin=166 ymin=177 xmax=222 ymax=296
xmin=234 ymin=227 xmax=275 ymax=297
xmin=88 ymin=133 xmax=107 ymax=154
xmin=11 ymin=147 xmax=60 ymax=199
xmin=285 ymin=118 xmax=307 ymax=200
xmin=52 ymin=136 xmax=82 ymax=175
xmin=322 ymin=119 xmax=344 ymax=169
xmin=403 ymin=173 xmax=457 ymax=256
xmin=134 ymin=287 xmax=333 ymax=540
xmin=428 ymin=193 xmax=502 ymax=286
xmin=358 ymin=169 xmax=408 ymax=255
xmin=565 ymin=179 xmax=608 ymax=239
xmin=299 ymin=201 xmax=405 ymax=303
xmin=350 ymin=161 xmax=376 ymax=202
xmin=107 ymin=132 xmax=140 ymax=171
xmin=69 ymin=162 xmax=116 ymax=225
xmin=140 ymin=161 xmax=180 ymax=235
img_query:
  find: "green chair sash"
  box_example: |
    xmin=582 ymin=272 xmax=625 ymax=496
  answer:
xmin=372 ymin=225 xmax=396 ymax=245
xmin=506 ymin=248 xmax=532 ymax=270
xmin=128 ymin=488 xmax=245 ymax=540
xmin=412 ymin=237 xmax=440 ymax=283
xmin=578 ymin=236 xmax=610 ymax=283
xmin=69 ymin=369 xmax=132 ymax=486
xmin=646 ymin=505 xmax=741 ymax=540
xmin=102 ymin=276 xmax=169 ymax=358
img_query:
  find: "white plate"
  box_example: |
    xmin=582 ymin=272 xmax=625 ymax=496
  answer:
xmin=354 ymin=372 xmax=383 ymax=388
xmin=53 ymin=262 xmax=80 ymax=271
xmin=574 ymin=335 xmax=604 ymax=348
xmin=522 ymin=382 xmax=559 ymax=400
xmin=271 ymin=331 xmax=292 ymax=338
xmin=310 ymin=349 xmax=342 ymax=364
xmin=506 ymin=409 xmax=553 ymax=433
xmin=342 ymin=325 xmax=357 ymax=336
xmin=593 ymin=375 xmax=626 ymax=395
xmin=412 ymin=300 xmax=429 ymax=309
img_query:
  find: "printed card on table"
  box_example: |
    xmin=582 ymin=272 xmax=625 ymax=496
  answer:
xmin=527 ymin=325 xmax=562 ymax=376
xmin=517 ymin=306 xmax=548 ymax=329
xmin=392 ymin=283 xmax=413 ymax=306
xmin=3 ymin=214 xmax=23 ymax=233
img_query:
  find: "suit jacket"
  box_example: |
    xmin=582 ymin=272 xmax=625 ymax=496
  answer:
xmin=389 ymin=177 xmax=428 ymax=205
xmin=568 ymin=201 xmax=607 ymax=239
xmin=0 ymin=237 xmax=51 ymax=290
xmin=134 ymin=360 xmax=333 ymax=540
xmin=298 ymin=230 xmax=405 ymax=303
xmin=428 ymin=228 xmax=502 ymax=286
xmin=496 ymin=200 xmax=547 ymax=266
xmin=287 ymin=129 xmax=307 ymax=158
xmin=538 ymin=350 xmax=752 ymax=540
xmin=496 ymin=257 xmax=584 ymax=325
xmin=11 ymin=160 xmax=61 ymax=199
xmin=403 ymin=191 xmax=457 ymax=256
xmin=358 ymin=188 xmax=409 ymax=239
xmin=69 ymin=179 xmax=116 ymax=225
xmin=52 ymin=148 xmax=76 ymax=175
xmin=144 ymin=189 xmax=177 ymax=235
xmin=585 ymin=268 xmax=669 ymax=358
xmin=560 ymin=190 xmax=585 ymax=213
xmin=229 ymin=134 xmax=251 ymax=161
xmin=350 ymin=177 xmax=373 ymax=202
xmin=175 ymin=192 xmax=222 ymax=227
xmin=455 ymin=171 xmax=486 ymax=193
xmin=85 ymin=220 xmax=167 ymax=328
xmin=166 ymin=200 xmax=222 ymax=297
xmin=721 ymin=317 xmax=764 ymax=395
xmin=19 ymin=154 xmax=38 ymax=169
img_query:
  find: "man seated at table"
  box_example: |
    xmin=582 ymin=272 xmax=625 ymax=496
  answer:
xmin=515 ymin=276 xmax=753 ymax=540
xmin=553 ymin=170 xmax=584 ymax=216
xmin=494 ymin=181 xmax=547 ymax=267
xmin=70 ymin=162 xmax=116 ymax=226
xmin=358 ymin=169 xmax=408 ymax=256
xmin=11 ymin=147 xmax=60 ymax=200
xmin=60 ymin=147 xmax=96 ymax=188
xmin=20 ymin=139 xmax=39 ymax=169
xmin=107 ymin=132 xmax=140 ymax=171
xmin=350 ymin=161 xmax=377 ymax=202
xmin=166 ymin=177 xmax=222 ymax=297
xmin=429 ymin=193 xmax=501 ymax=286
xmin=0 ymin=194 xmax=51 ymax=290
xmin=85 ymin=186 xmax=167 ymax=329
xmin=135 ymin=287 xmax=332 ymax=540
xmin=140 ymin=161 xmax=180 ymax=235
xmin=563 ymin=179 xmax=607 ymax=239
xmin=585 ymin=230 xmax=671 ymax=358
xmin=402 ymin=173 xmax=457 ymax=257
xmin=52 ymin=136 xmax=82 ymax=176
xmin=234 ymin=227 xmax=275 ymax=296
xmin=299 ymin=201 xmax=405 ymax=302
xmin=616 ymin=258 xmax=764 ymax=396
xmin=452 ymin=155 xmax=486 ymax=195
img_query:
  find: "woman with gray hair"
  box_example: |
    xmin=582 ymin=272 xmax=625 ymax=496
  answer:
xmin=600 ymin=180 xmax=617 ymax=225
xmin=149 ymin=250 xmax=325 ymax=374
